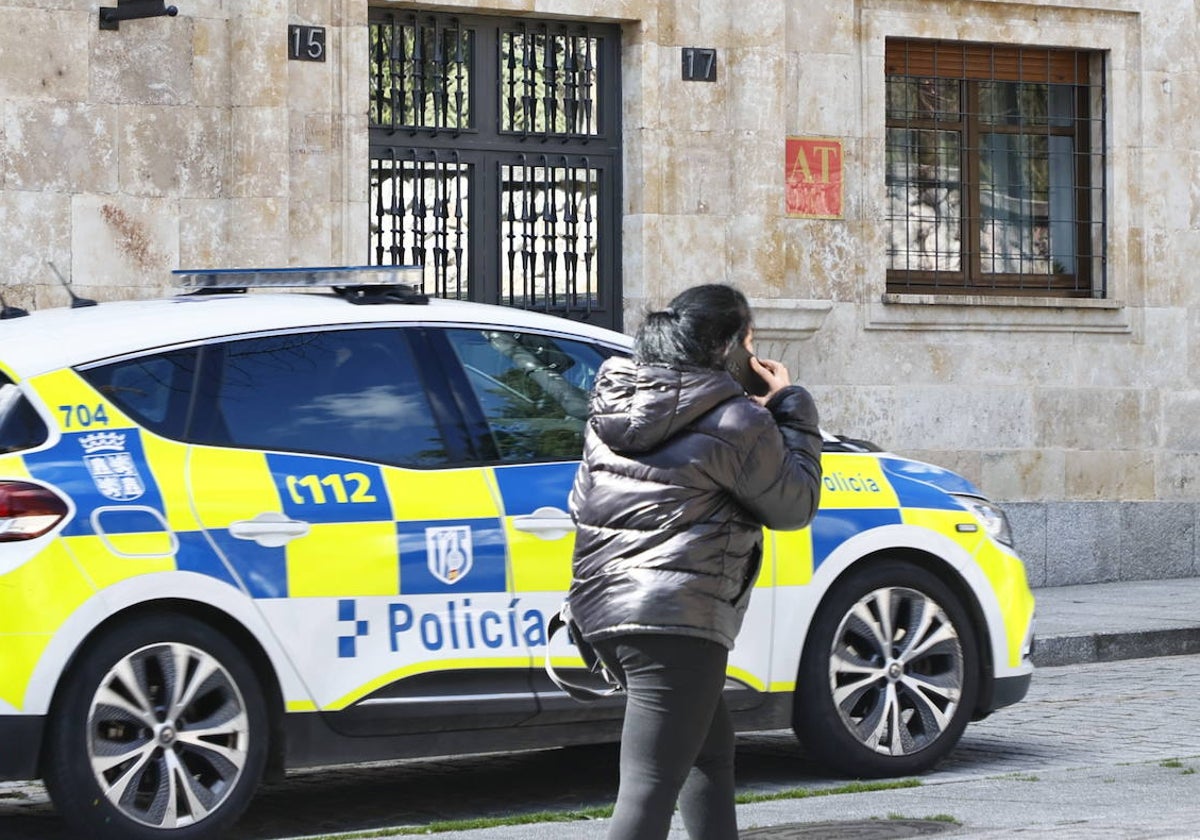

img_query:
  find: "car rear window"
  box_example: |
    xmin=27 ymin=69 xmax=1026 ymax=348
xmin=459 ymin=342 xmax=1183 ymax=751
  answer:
xmin=0 ymin=375 xmax=49 ymax=454
xmin=188 ymin=327 xmax=453 ymax=467
xmin=80 ymin=348 xmax=200 ymax=440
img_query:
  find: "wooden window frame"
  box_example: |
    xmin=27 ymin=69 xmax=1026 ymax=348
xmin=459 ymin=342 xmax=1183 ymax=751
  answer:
xmin=885 ymin=39 xmax=1107 ymax=298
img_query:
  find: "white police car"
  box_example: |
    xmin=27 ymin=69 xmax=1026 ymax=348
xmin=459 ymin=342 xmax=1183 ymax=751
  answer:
xmin=0 ymin=267 xmax=1034 ymax=839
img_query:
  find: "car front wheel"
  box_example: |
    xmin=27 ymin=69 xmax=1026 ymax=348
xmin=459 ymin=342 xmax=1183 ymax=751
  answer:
xmin=793 ymin=560 xmax=979 ymax=778
xmin=43 ymin=613 xmax=268 ymax=840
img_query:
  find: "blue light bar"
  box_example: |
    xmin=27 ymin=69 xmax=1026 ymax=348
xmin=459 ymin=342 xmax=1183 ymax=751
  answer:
xmin=173 ymin=265 xmax=424 ymax=290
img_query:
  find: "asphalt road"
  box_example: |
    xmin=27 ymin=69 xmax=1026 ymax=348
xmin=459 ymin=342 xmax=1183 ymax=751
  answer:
xmin=3 ymin=654 xmax=1199 ymax=839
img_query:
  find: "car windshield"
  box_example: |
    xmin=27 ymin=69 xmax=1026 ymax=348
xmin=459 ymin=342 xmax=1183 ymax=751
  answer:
xmin=0 ymin=376 xmax=48 ymax=454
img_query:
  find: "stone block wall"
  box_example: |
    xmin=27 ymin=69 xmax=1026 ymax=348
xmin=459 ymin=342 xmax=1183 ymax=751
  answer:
xmin=0 ymin=0 xmax=1197 ymax=584
xmin=0 ymin=0 xmax=364 ymax=306
xmin=1007 ymin=501 xmax=1199 ymax=588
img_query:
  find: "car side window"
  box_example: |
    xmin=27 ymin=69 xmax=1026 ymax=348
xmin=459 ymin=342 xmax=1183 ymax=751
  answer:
xmin=192 ymin=327 xmax=451 ymax=467
xmin=443 ymin=328 xmax=610 ymax=463
xmin=80 ymin=348 xmax=199 ymax=440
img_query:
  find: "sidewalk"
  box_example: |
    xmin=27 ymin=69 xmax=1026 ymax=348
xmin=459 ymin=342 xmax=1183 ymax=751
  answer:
xmin=1029 ymin=576 xmax=1200 ymax=666
xmin=401 ymin=577 xmax=1200 ymax=840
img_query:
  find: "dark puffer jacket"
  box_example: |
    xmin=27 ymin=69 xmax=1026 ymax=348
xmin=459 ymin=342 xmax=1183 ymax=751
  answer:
xmin=567 ymin=356 xmax=823 ymax=650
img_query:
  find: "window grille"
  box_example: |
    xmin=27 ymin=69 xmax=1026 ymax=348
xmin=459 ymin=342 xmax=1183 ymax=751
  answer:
xmin=369 ymin=11 xmax=622 ymax=329
xmin=885 ymin=40 xmax=1107 ymax=297
xmin=500 ymin=28 xmax=598 ymax=136
xmin=370 ymin=151 xmax=470 ymax=301
xmin=370 ymin=16 xmax=472 ymax=132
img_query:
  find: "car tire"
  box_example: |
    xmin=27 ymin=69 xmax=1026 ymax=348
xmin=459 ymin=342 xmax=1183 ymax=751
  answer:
xmin=43 ymin=612 xmax=268 ymax=840
xmin=793 ymin=560 xmax=979 ymax=778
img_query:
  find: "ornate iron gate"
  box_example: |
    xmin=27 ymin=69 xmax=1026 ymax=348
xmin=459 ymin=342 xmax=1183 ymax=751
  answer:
xmin=369 ymin=11 xmax=623 ymax=330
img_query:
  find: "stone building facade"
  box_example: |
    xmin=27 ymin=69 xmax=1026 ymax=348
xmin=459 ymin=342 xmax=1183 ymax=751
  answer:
xmin=2 ymin=0 xmax=1196 ymax=585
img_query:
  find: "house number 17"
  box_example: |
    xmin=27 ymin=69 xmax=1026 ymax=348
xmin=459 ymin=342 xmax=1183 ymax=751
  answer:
xmin=681 ymin=48 xmax=717 ymax=82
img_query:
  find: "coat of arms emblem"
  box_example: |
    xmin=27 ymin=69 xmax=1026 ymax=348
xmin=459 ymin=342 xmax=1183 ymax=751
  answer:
xmin=79 ymin=432 xmax=145 ymax=502
xmin=425 ymin=525 xmax=473 ymax=585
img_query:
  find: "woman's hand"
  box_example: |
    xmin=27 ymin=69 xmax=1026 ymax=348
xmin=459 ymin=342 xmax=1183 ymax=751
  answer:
xmin=748 ymin=356 xmax=791 ymax=405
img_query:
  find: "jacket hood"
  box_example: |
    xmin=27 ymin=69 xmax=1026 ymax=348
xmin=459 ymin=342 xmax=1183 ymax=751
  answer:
xmin=589 ymin=356 xmax=745 ymax=453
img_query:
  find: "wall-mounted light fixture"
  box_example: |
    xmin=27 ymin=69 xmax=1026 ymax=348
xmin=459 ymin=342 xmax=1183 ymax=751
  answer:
xmin=99 ymin=0 xmax=178 ymax=31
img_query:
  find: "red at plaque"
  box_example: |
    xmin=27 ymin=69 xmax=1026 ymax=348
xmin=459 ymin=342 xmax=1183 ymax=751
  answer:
xmin=785 ymin=137 xmax=843 ymax=219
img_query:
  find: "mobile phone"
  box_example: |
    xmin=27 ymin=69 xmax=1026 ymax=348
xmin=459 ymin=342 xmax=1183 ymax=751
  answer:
xmin=725 ymin=343 xmax=770 ymax=397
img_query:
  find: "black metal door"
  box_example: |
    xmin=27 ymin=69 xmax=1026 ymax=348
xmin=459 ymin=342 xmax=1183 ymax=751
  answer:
xmin=369 ymin=11 xmax=623 ymax=331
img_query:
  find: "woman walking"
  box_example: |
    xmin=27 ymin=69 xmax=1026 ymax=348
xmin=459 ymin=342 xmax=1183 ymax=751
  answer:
xmin=567 ymin=283 xmax=824 ymax=840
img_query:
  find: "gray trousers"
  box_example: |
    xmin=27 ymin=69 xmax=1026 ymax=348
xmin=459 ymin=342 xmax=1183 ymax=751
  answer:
xmin=593 ymin=634 xmax=738 ymax=840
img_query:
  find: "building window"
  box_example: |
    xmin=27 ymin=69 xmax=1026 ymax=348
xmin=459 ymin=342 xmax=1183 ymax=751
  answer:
xmin=885 ymin=40 xmax=1106 ymax=297
xmin=368 ymin=11 xmax=623 ymax=330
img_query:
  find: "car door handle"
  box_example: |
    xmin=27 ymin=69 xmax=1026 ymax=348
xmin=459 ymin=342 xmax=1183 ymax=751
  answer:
xmin=512 ymin=506 xmax=576 ymax=541
xmin=228 ymin=512 xmax=311 ymax=548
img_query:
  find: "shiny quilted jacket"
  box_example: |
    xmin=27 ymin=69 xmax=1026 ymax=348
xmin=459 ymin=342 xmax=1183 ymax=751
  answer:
xmin=567 ymin=356 xmax=823 ymax=649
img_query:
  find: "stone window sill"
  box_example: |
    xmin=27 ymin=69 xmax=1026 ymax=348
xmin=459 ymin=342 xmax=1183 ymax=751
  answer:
xmin=867 ymin=293 xmax=1131 ymax=333
xmin=747 ymin=298 xmax=833 ymax=341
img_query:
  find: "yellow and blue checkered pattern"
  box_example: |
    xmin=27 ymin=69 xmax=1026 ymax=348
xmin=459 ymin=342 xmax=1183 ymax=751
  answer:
xmin=0 ymin=366 xmax=1033 ymax=717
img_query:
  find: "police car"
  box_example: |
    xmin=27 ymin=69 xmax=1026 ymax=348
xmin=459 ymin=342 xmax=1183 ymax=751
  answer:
xmin=0 ymin=268 xmax=1035 ymax=839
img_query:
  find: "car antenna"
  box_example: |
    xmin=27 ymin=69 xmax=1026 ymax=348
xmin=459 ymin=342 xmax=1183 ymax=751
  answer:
xmin=47 ymin=262 xmax=97 ymax=309
xmin=0 ymin=291 xmax=28 ymax=319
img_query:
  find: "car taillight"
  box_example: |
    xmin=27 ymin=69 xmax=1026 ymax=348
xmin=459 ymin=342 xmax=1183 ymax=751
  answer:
xmin=0 ymin=481 xmax=69 ymax=541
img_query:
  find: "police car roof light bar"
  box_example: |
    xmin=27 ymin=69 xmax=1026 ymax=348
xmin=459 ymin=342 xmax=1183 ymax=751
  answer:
xmin=173 ymin=265 xmax=423 ymax=290
xmin=172 ymin=266 xmax=429 ymax=304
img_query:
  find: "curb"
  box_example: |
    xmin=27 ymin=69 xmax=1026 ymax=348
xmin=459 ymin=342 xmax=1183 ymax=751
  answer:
xmin=1032 ymin=627 xmax=1200 ymax=668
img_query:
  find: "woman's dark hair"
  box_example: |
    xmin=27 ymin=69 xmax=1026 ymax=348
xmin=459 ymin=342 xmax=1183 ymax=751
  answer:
xmin=634 ymin=284 xmax=753 ymax=369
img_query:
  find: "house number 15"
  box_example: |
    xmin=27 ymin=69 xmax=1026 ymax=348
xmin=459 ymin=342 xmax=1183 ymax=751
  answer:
xmin=289 ymin=25 xmax=326 ymax=62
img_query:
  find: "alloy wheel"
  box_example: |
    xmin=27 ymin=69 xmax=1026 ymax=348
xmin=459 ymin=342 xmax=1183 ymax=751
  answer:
xmin=828 ymin=585 xmax=964 ymax=757
xmin=86 ymin=641 xmax=251 ymax=829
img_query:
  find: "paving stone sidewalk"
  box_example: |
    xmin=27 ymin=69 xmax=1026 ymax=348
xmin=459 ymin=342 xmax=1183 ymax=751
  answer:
xmin=1029 ymin=577 xmax=1200 ymax=666
xmin=421 ymin=650 xmax=1200 ymax=839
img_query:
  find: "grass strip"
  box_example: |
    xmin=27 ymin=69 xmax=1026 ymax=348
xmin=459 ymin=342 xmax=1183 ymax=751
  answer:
xmin=735 ymin=778 xmax=921 ymax=805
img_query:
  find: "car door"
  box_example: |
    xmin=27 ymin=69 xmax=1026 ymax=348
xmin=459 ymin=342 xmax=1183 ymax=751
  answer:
xmin=182 ymin=325 xmax=537 ymax=735
xmin=437 ymin=325 xmax=778 ymax=720
xmin=432 ymin=326 xmax=632 ymax=723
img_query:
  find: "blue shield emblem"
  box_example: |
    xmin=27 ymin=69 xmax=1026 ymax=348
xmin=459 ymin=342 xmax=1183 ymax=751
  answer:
xmin=79 ymin=432 xmax=145 ymax=501
xmin=425 ymin=525 xmax=473 ymax=585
